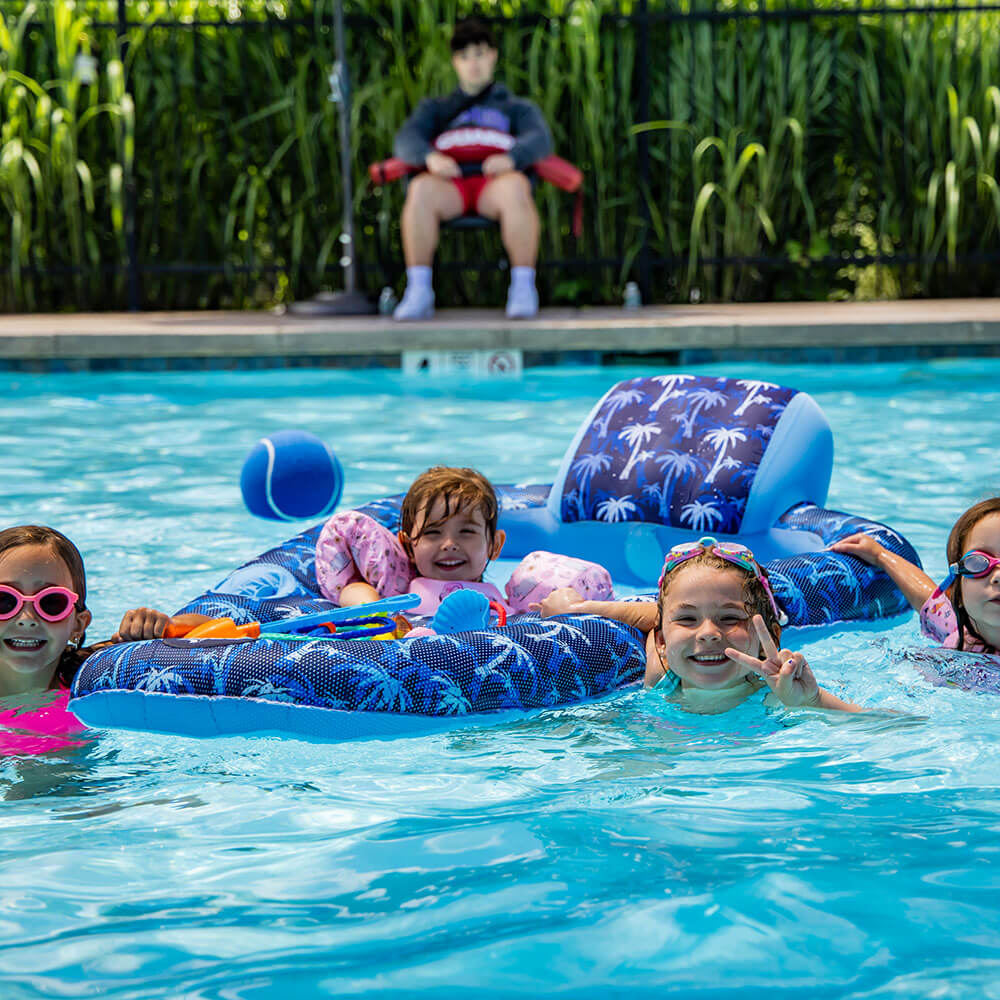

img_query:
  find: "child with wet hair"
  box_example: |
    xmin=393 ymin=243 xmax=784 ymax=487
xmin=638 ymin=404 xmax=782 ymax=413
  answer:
xmin=315 ymin=465 xmax=612 ymax=614
xmin=0 ymin=524 xmax=207 ymax=677
xmin=0 ymin=525 xmax=99 ymax=697
xmin=833 ymin=496 xmax=1000 ymax=654
xmin=541 ymin=536 xmax=860 ymax=712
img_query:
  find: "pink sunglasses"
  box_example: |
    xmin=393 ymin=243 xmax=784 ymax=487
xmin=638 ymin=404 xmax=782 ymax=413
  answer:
xmin=0 ymin=584 xmax=80 ymax=622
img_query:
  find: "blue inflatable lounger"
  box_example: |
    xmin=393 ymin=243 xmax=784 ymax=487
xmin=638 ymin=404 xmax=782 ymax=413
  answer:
xmin=71 ymin=374 xmax=921 ymax=742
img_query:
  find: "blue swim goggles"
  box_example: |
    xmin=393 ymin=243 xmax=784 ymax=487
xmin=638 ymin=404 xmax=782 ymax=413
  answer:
xmin=935 ymin=549 xmax=1000 ymax=593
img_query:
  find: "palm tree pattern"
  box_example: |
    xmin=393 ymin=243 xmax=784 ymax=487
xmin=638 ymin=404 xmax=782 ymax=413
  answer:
xmin=766 ymin=502 xmax=923 ymax=626
xmin=557 ymin=375 xmax=797 ymax=532
xmin=73 ymin=614 xmax=646 ymax=718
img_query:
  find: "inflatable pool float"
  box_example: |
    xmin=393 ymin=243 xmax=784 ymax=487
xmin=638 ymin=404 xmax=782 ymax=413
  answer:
xmin=70 ymin=373 xmax=922 ymax=741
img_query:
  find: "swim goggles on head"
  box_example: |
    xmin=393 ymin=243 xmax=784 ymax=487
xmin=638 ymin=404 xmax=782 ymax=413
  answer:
xmin=658 ymin=536 xmax=788 ymax=625
xmin=0 ymin=585 xmax=80 ymax=622
xmin=936 ymin=549 xmax=1000 ymax=593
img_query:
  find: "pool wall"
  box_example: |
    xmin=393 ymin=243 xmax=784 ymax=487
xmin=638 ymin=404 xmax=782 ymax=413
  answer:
xmin=2 ymin=299 xmax=999 ymax=371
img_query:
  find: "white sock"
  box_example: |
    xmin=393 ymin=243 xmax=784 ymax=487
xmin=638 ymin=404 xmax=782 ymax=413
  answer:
xmin=510 ymin=266 xmax=535 ymax=290
xmin=394 ymin=268 xmax=435 ymax=320
xmin=406 ymin=266 xmax=432 ymax=292
xmin=506 ymin=273 xmax=539 ymax=319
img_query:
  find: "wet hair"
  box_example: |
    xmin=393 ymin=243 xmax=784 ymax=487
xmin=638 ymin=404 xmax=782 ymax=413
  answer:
xmin=399 ymin=466 xmax=499 ymax=547
xmin=451 ymin=17 xmax=496 ymax=52
xmin=0 ymin=525 xmax=99 ymax=689
xmin=655 ymin=551 xmax=783 ymax=652
xmin=945 ymin=496 xmax=1000 ymax=652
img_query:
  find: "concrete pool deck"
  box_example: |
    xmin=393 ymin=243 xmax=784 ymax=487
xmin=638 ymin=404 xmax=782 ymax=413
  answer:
xmin=1 ymin=298 xmax=998 ymax=369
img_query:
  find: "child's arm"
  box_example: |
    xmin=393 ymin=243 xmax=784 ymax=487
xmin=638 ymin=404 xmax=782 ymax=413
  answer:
xmin=537 ymin=588 xmax=658 ymax=633
xmin=112 ymin=609 xmax=209 ymax=642
xmin=726 ymin=615 xmax=862 ymax=713
xmin=339 ymin=581 xmax=383 ymax=607
xmin=829 ymin=533 xmax=936 ymax=611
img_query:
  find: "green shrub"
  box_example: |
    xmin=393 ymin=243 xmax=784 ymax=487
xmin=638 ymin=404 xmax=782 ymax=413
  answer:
xmin=1 ymin=0 xmax=998 ymax=310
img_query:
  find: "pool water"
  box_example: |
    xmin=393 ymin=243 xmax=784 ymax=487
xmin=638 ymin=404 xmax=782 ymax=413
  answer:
xmin=2 ymin=360 xmax=1000 ymax=998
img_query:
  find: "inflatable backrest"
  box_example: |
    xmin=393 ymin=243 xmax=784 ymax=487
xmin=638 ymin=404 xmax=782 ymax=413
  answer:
xmin=547 ymin=374 xmax=833 ymax=536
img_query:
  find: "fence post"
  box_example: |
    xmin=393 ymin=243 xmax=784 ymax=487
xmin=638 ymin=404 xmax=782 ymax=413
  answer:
xmin=287 ymin=0 xmax=374 ymax=315
xmin=636 ymin=0 xmax=652 ymax=304
xmin=117 ymin=0 xmax=140 ymax=310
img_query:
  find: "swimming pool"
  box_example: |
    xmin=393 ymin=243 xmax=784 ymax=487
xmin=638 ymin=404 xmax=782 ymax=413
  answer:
xmin=2 ymin=360 xmax=999 ymax=998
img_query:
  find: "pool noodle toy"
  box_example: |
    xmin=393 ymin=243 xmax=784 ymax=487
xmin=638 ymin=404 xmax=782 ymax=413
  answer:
xmin=72 ymin=373 xmax=923 ymax=742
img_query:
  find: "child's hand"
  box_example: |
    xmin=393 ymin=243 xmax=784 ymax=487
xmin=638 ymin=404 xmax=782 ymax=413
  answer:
xmin=112 ymin=606 xmax=173 ymax=642
xmin=725 ymin=614 xmax=821 ymax=708
xmin=829 ymin=533 xmax=886 ymax=565
xmin=113 ymin=610 xmax=211 ymax=642
xmin=533 ymin=587 xmax=587 ymax=617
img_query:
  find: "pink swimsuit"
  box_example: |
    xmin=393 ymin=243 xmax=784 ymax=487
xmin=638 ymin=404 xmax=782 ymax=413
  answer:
xmin=0 ymin=689 xmax=88 ymax=755
xmin=315 ymin=511 xmax=613 ymax=614
xmin=920 ymin=588 xmax=995 ymax=653
xmin=408 ymin=578 xmax=506 ymax=616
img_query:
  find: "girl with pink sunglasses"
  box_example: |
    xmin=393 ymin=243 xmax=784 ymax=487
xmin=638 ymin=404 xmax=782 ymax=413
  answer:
xmin=0 ymin=525 xmax=112 ymax=752
xmin=0 ymin=525 xmax=103 ymax=699
xmin=833 ymin=496 xmax=1000 ymax=654
xmin=539 ymin=536 xmax=860 ymax=713
xmin=0 ymin=525 xmax=211 ymax=751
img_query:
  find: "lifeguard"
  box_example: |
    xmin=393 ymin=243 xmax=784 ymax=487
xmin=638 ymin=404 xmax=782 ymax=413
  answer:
xmin=391 ymin=18 xmax=553 ymax=320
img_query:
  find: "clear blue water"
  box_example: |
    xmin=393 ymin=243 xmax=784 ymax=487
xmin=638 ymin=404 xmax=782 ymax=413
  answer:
xmin=2 ymin=360 xmax=1000 ymax=998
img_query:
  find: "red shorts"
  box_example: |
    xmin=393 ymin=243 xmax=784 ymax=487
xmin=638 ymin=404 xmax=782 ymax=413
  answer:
xmin=451 ymin=175 xmax=492 ymax=215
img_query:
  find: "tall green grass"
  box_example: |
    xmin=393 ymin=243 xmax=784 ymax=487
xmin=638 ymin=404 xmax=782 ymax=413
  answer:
xmin=1 ymin=0 xmax=999 ymax=310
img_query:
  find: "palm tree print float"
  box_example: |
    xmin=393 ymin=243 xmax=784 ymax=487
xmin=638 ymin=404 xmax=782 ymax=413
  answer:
xmin=733 ymin=379 xmax=780 ymax=417
xmin=617 ymin=422 xmax=660 ymax=481
xmin=565 ymin=451 xmax=613 ymax=520
xmin=680 ymin=499 xmax=724 ymax=532
xmin=557 ymin=374 xmax=797 ymax=529
xmin=649 ymin=374 xmax=698 ymax=413
xmin=595 ymin=387 xmax=644 ymax=438
xmin=596 ymin=495 xmax=639 ymax=523
xmin=645 ymin=451 xmax=703 ymax=519
xmin=704 ymin=427 xmax=748 ymax=484
xmin=671 ymin=387 xmax=728 ymax=439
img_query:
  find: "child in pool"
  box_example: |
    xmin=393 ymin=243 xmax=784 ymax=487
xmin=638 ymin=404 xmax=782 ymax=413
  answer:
xmin=0 ymin=525 xmax=103 ymax=699
xmin=0 ymin=524 xmax=203 ymax=751
xmin=832 ymin=496 xmax=1000 ymax=654
xmin=539 ymin=536 xmax=860 ymax=713
xmin=314 ymin=465 xmax=613 ymax=614
xmin=0 ymin=525 xmax=110 ymax=750
xmin=0 ymin=524 xmax=206 ymax=680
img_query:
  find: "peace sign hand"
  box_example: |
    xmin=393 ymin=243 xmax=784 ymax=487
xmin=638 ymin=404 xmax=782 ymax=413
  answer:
xmin=724 ymin=614 xmax=821 ymax=708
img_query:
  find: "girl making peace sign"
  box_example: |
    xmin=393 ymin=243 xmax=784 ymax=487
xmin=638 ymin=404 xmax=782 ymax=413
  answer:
xmin=540 ymin=537 xmax=861 ymax=714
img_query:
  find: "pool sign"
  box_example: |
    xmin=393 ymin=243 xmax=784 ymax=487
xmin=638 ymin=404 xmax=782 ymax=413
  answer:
xmin=402 ymin=349 xmax=523 ymax=377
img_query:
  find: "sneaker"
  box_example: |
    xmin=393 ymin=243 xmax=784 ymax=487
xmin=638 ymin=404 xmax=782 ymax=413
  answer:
xmin=393 ymin=285 xmax=435 ymax=321
xmin=505 ymin=282 xmax=539 ymax=320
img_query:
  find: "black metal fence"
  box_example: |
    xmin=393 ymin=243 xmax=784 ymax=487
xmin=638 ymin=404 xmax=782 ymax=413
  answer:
xmin=3 ymin=0 xmax=999 ymax=311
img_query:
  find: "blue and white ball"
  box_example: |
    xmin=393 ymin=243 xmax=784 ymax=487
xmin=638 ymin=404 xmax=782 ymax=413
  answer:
xmin=240 ymin=430 xmax=343 ymax=521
